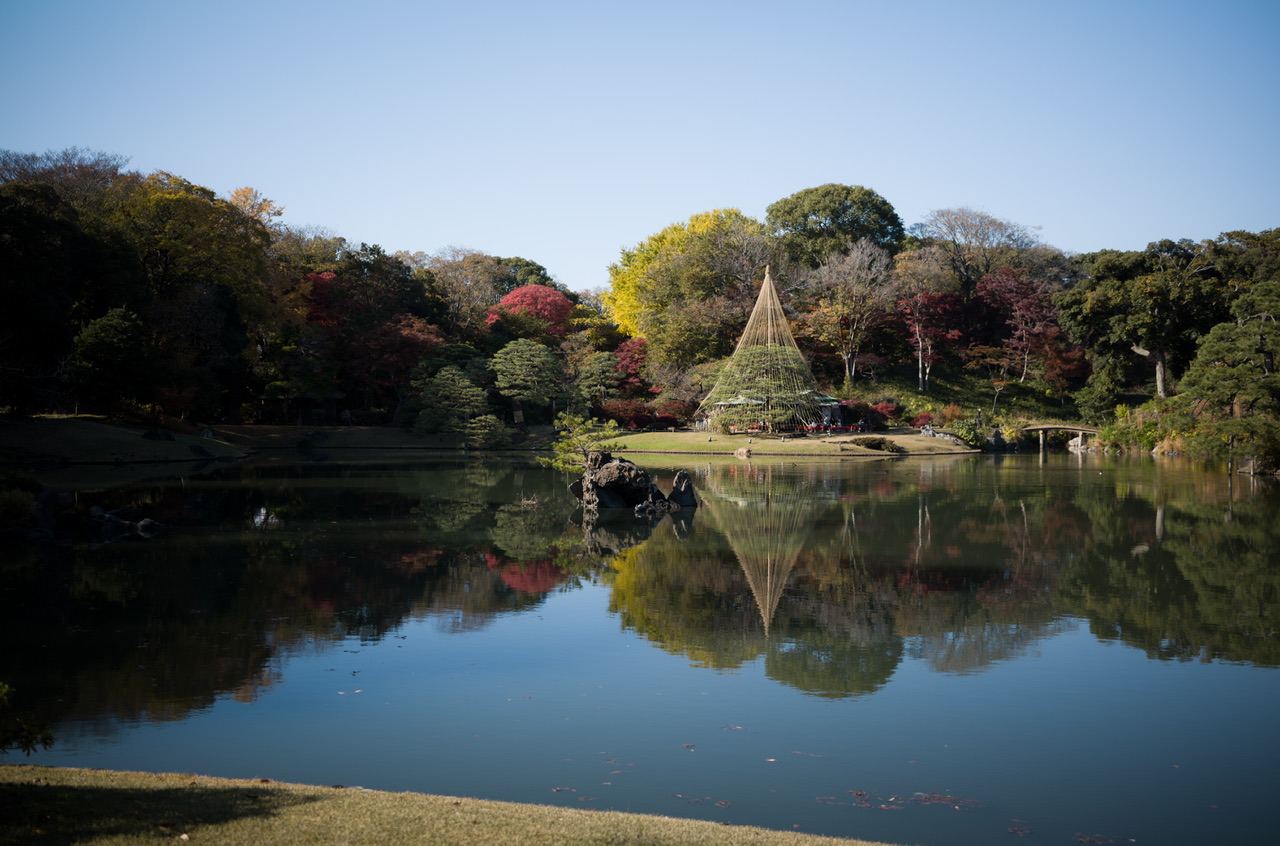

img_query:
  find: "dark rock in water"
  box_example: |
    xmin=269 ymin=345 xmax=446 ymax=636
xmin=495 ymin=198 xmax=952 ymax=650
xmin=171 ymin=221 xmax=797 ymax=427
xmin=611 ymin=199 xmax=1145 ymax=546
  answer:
xmin=135 ymin=517 xmax=167 ymax=538
xmin=668 ymin=469 xmax=697 ymax=508
xmin=76 ymin=503 xmax=169 ymax=543
xmin=574 ymin=451 xmax=697 ymax=513
xmin=578 ymin=451 xmax=664 ymax=511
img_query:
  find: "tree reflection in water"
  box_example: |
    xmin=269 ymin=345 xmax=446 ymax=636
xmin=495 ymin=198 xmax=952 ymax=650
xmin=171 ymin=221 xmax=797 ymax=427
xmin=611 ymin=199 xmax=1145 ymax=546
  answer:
xmin=2 ymin=454 xmax=1277 ymax=749
xmin=610 ymin=458 xmax=1279 ymax=699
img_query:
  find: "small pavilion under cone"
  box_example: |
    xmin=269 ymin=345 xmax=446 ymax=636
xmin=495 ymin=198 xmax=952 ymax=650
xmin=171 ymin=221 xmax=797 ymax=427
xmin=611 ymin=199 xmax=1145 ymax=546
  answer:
xmin=698 ymin=266 xmax=837 ymax=432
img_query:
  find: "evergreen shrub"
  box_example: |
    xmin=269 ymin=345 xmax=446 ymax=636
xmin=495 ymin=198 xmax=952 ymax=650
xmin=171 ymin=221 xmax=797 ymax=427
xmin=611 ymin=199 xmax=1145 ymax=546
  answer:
xmin=467 ymin=415 xmax=512 ymax=448
xmin=948 ymin=419 xmax=986 ymax=448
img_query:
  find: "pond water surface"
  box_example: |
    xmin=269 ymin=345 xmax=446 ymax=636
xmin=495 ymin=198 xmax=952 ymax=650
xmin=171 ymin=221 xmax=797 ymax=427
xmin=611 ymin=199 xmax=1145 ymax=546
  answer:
xmin=3 ymin=452 xmax=1278 ymax=845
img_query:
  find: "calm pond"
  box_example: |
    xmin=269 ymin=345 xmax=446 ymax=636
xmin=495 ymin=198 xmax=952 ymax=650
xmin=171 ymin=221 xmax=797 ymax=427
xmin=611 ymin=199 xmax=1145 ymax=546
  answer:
xmin=3 ymin=451 xmax=1278 ymax=845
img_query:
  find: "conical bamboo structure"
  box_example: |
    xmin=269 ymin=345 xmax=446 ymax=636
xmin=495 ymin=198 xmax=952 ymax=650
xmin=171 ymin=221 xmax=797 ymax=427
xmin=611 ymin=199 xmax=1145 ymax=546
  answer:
xmin=698 ymin=267 xmax=834 ymax=431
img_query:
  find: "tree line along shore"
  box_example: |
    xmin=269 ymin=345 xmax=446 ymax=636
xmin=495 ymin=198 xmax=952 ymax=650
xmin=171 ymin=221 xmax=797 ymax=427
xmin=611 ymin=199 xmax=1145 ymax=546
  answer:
xmin=2 ymin=149 xmax=1276 ymax=472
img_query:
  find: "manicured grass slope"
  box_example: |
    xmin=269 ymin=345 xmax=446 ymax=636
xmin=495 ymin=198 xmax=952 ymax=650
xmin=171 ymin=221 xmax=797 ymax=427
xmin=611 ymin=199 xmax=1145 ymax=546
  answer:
xmin=0 ymin=765 xmax=897 ymax=846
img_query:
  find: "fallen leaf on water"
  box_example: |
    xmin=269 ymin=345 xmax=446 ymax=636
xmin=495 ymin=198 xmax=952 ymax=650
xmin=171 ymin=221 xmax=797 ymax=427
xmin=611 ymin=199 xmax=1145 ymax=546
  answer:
xmin=912 ymin=792 xmax=982 ymax=808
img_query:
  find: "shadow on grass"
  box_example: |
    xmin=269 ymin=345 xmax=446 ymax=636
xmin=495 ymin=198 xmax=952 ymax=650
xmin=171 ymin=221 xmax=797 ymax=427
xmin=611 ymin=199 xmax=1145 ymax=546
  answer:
xmin=0 ymin=775 xmax=323 ymax=845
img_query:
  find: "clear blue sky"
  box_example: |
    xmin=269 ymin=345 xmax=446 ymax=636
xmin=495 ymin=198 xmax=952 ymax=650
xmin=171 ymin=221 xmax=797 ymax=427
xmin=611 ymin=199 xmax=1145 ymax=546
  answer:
xmin=3 ymin=0 xmax=1276 ymax=292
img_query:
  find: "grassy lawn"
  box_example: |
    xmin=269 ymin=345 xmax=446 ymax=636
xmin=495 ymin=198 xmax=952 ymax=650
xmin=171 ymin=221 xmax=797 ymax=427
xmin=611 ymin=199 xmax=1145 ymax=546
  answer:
xmin=0 ymin=416 xmax=247 ymax=465
xmin=0 ymin=765 xmax=898 ymax=846
xmin=612 ymin=429 xmax=974 ymax=457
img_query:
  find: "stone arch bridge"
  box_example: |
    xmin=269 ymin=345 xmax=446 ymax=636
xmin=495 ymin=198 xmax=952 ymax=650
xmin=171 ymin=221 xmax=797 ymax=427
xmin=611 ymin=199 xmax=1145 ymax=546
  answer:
xmin=1019 ymin=424 xmax=1100 ymax=452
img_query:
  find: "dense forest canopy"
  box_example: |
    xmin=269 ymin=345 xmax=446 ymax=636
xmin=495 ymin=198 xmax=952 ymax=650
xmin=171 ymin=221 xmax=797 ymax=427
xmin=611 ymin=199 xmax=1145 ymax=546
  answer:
xmin=2 ymin=148 xmax=1277 ymax=465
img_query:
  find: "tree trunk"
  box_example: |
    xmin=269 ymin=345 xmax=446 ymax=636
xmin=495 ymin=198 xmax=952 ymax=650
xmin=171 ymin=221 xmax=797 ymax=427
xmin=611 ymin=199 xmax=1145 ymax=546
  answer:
xmin=1133 ymin=342 xmax=1170 ymax=399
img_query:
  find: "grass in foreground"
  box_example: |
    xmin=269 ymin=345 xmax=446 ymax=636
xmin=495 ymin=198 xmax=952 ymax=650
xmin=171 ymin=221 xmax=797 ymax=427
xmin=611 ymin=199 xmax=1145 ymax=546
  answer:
xmin=0 ymin=765 xmax=898 ymax=846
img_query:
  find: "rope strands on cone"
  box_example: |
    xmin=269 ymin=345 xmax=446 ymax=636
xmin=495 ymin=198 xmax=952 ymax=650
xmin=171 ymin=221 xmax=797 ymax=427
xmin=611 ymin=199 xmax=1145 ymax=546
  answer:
xmin=698 ymin=266 xmax=836 ymax=432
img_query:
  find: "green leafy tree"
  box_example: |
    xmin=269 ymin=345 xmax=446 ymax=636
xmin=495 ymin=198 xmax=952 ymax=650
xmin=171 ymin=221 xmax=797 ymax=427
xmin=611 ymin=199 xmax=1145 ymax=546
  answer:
xmin=412 ymin=366 xmax=488 ymax=434
xmin=766 ymin=183 xmax=905 ymax=268
xmin=494 ymin=256 xmax=575 ymax=301
xmin=93 ymin=171 xmax=274 ymax=417
xmin=538 ymin=412 xmax=626 ymax=472
xmin=574 ymin=351 xmax=621 ymax=409
xmin=1058 ymin=239 xmax=1231 ymax=399
xmin=1172 ymin=278 xmax=1280 ymax=469
xmin=68 ymin=308 xmax=152 ymax=409
xmin=466 ymin=414 xmax=512 ymax=448
xmin=492 ymin=337 xmax=564 ymax=413
xmin=0 ymin=183 xmax=93 ymax=410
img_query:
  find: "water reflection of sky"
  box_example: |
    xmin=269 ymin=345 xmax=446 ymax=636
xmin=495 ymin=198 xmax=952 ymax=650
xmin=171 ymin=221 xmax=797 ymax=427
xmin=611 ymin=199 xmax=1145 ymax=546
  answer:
xmin=7 ymin=455 xmax=1280 ymax=846
xmin=28 ymin=580 xmax=1278 ymax=846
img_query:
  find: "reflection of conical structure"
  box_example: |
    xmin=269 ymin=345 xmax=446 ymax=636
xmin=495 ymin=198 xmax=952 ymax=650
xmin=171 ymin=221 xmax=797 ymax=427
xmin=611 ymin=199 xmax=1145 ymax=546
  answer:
xmin=698 ymin=267 xmax=834 ymax=430
xmin=700 ymin=468 xmax=818 ymax=635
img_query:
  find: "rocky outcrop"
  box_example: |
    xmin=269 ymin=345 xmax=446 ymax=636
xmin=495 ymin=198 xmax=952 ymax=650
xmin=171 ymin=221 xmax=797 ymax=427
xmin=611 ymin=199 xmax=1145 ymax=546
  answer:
xmin=7 ymin=491 xmax=169 ymax=547
xmin=572 ymin=452 xmax=697 ymax=514
xmin=667 ymin=470 xmax=697 ymax=508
